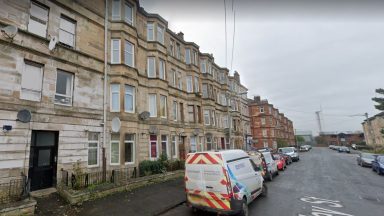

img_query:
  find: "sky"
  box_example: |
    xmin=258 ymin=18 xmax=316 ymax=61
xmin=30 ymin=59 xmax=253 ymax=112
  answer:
xmin=140 ymin=0 xmax=384 ymax=135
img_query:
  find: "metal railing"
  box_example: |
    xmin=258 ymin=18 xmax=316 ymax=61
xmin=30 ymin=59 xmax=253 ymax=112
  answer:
xmin=0 ymin=174 xmax=30 ymax=204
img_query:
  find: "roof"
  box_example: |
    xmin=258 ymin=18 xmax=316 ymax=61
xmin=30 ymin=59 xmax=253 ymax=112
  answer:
xmin=188 ymin=150 xmax=248 ymax=163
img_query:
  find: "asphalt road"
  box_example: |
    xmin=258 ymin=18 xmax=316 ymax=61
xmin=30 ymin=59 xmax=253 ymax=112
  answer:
xmin=161 ymin=147 xmax=384 ymax=216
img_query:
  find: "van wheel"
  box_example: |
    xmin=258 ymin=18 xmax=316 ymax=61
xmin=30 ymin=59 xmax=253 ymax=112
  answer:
xmin=261 ymin=184 xmax=268 ymax=197
xmin=268 ymin=172 xmax=273 ymax=181
xmin=238 ymin=199 xmax=248 ymax=216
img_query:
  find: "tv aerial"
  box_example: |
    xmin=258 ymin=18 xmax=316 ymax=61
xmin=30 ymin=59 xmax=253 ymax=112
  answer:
xmin=1 ymin=25 xmax=18 ymax=41
xmin=48 ymin=36 xmax=58 ymax=51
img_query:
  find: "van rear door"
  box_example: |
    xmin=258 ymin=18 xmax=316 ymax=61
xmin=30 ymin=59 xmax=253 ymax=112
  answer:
xmin=185 ymin=153 xmax=231 ymax=211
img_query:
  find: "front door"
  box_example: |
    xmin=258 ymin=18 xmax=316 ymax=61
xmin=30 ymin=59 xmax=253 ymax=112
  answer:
xmin=221 ymin=137 xmax=225 ymax=149
xmin=29 ymin=131 xmax=58 ymax=191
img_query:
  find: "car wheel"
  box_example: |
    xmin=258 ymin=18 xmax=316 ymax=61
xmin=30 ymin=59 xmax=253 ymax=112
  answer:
xmin=261 ymin=184 xmax=268 ymax=197
xmin=238 ymin=199 xmax=248 ymax=216
xmin=377 ymin=168 xmax=381 ymax=175
xmin=276 ymin=170 xmax=279 ymax=176
xmin=268 ymin=172 xmax=273 ymax=181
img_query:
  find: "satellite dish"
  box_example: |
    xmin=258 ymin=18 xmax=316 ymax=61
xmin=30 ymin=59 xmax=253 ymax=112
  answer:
xmin=193 ymin=128 xmax=200 ymax=136
xmin=48 ymin=36 xmax=57 ymax=51
xmin=17 ymin=109 xmax=31 ymax=123
xmin=139 ymin=111 xmax=150 ymax=120
xmin=149 ymin=125 xmax=158 ymax=134
xmin=111 ymin=117 xmax=121 ymax=133
xmin=1 ymin=25 xmax=18 ymax=39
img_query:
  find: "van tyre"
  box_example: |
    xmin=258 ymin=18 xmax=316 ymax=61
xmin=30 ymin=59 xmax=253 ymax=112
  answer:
xmin=238 ymin=199 xmax=249 ymax=216
xmin=267 ymin=172 xmax=273 ymax=181
xmin=261 ymin=184 xmax=268 ymax=197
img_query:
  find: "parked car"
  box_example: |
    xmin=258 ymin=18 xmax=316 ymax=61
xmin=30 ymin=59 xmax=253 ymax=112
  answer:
xmin=372 ymin=155 xmax=384 ymax=175
xmin=248 ymin=151 xmax=267 ymax=177
xmin=299 ymin=145 xmax=309 ymax=152
xmin=357 ymin=153 xmax=377 ymax=167
xmin=278 ymin=147 xmax=300 ymax=162
xmin=185 ymin=150 xmax=267 ymax=215
xmin=260 ymin=151 xmax=279 ymax=181
xmin=257 ymin=147 xmax=272 ymax=152
xmin=280 ymin=153 xmax=292 ymax=165
xmin=338 ymin=146 xmax=350 ymax=153
xmin=329 ymin=145 xmax=335 ymax=149
xmin=272 ymin=154 xmax=287 ymax=171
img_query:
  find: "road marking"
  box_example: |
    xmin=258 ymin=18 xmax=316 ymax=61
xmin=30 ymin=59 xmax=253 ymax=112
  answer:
xmin=299 ymin=196 xmax=354 ymax=216
xmin=300 ymin=196 xmax=343 ymax=208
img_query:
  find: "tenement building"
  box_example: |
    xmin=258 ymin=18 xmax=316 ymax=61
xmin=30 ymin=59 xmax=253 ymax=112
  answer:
xmin=248 ymin=96 xmax=295 ymax=149
xmin=362 ymin=112 xmax=384 ymax=148
xmin=0 ymin=0 xmax=250 ymax=191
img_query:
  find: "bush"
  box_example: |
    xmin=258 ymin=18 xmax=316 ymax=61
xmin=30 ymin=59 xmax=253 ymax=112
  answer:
xmin=139 ymin=160 xmax=165 ymax=177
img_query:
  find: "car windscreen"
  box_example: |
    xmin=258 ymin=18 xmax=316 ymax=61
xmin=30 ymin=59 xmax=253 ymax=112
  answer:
xmin=362 ymin=153 xmax=375 ymax=159
xmin=262 ymin=153 xmax=273 ymax=163
xmin=280 ymin=148 xmax=293 ymax=154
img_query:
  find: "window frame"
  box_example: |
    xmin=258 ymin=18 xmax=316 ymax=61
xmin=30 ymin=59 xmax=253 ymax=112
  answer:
xmin=110 ymin=134 xmax=121 ymax=165
xmin=124 ymin=1 xmax=133 ymax=25
xmin=190 ymin=136 xmax=197 ymax=153
xmin=110 ymin=83 xmax=120 ymax=112
xmin=159 ymin=59 xmax=166 ymax=80
xmin=149 ymin=135 xmax=158 ymax=160
xmin=28 ymin=1 xmax=49 ymax=38
xmin=59 ymin=15 xmax=76 ymax=48
xmin=188 ymin=105 xmax=195 ymax=123
xmin=112 ymin=0 xmax=121 ymax=20
xmin=147 ymin=57 xmax=156 ymax=78
xmin=124 ymin=84 xmax=135 ymax=113
xmin=88 ymin=132 xmax=99 ymax=167
xmin=186 ymin=76 xmax=193 ymax=93
xmin=124 ymin=133 xmax=135 ymax=165
xmin=54 ymin=70 xmax=74 ymax=106
xmin=20 ymin=60 xmax=44 ymax=102
xmin=147 ymin=22 xmax=154 ymax=41
xmin=111 ymin=39 xmax=121 ymax=64
xmin=171 ymin=135 xmax=178 ymax=159
xmin=185 ymin=48 xmax=191 ymax=64
xmin=148 ymin=94 xmax=157 ymax=117
xmin=161 ymin=135 xmax=169 ymax=158
xmin=160 ymin=95 xmax=167 ymax=118
xmin=172 ymin=101 xmax=178 ymax=121
xmin=204 ymin=110 xmax=210 ymax=125
xmin=194 ymin=76 xmax=199 ymax=93
xmin=157 ymin=24 xmax=165 ymax=44
xmin=124 ymin=40 xmax=134 ymax=67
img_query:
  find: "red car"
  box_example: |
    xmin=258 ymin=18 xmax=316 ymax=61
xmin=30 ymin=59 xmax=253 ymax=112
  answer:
xmin=273 ymin=154 xmax=287 ymax=171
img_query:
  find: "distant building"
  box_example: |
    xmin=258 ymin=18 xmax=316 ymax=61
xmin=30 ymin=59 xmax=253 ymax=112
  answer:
xmin=319 ymin=131 xmax=365 ymax=146
xmin=248 ymin=96 xmax=295 ymax=150
xmin=362 ymin=112 xmax=384 ymax=148
xmin=296 ymin=131 xmax=315 ymax=146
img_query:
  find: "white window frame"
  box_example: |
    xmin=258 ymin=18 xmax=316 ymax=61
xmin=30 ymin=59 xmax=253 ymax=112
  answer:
xmin=147 ymin=57 xmax=156 ymax=78
xmin=177 ymin=72 xmax=182 ymax=90
xmin=111 ymin=39 xmax=121 ymax=64
xmin=124 ymin=133 xmax=135 ymax=165
xmin=161 ymin=135 xmax=169 ymax=158
xmin=176 ymin=43 xmax=181 ymax=59
xmin=159 ymin=59 xmax=165 ymax=80
xmin=261 ymin=117 xmax=266 ymax=125
xmin=200 ymin=60 xmax=206 ymax=73
xmin=124 ymin=40 xmax=134 ymax=67
xmin=262 ymin=129 xmax=267 ymax=137
xmin=54 ymin=70 xmax=74 ymax=106
xmin=171 ymin=135 xmax=178 ymax=159
xmin=160 ymin=95 xmax=167 ymax=118
xmin=185 ymin=48 xmax=191 ymax=64
xmin=88 ymin=132 xmax=99 ymax=167
xmin=194 ymin=76 xmax=199 ymax=93
xmin=110 ymin=134 xmax=120 ymax=165
xmin=124 ymin=1 xmax=133 ymax=25
xmin=147 ymin=22 xmax=154 ymax=41
xmin=206 ymin=136 xmax=212 ymax=151
xmin=59 ymin=15 xmax=76 ymax=47
xmin=211 ymin=110 xmax=216 ymax=126
xmin=157 ymin=24 xmax=165 ymax=44
xmin=112 ymin=0 xmax=121 ymax=20
xmin=110 ymin=84 xmax=120 ymax=112
xmin=190 ymin=136 xmax=197 ymax=153
xmin=172 ymin=101 xmax=178 ymax=121
xmin=260 ymin=106 xmax=264 ymax=113
xmin=124 ymin=85 xmax=135 ymax=113
xmin=169 ymin=39 xmax=175 ymax=56
xmin=148 ymin=94 xmax=157 ymax=117
xmin=171 ymin=69 xmax=176 ymax=87
xmin=186 ymin=76 xmax=193 ymax=93
xmin=149 ymin=135 xmax=158 ymax=160
xmin=204 ymin=110 xmax=210 ymax=125
xmin=28 ymin=1 xmax=49 ymax=38
xmin=20 ymin=61 xmax=43 ymax=102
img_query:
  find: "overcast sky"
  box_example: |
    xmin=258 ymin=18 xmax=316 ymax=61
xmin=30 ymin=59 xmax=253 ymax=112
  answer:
xmin=140 ymin=0 xmax=384 ymax=135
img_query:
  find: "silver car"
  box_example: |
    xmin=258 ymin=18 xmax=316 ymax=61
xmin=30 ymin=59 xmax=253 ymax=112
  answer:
xmin=278 ymin=147 xmax=300 ymax=161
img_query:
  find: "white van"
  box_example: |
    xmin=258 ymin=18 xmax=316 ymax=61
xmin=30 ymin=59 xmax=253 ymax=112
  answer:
xmin=185 ymin=150 xmax=267 ymax=216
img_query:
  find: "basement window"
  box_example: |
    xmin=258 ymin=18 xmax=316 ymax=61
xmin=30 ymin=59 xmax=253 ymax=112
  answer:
xmin=55 ymin=70 xmax=74 ymax=105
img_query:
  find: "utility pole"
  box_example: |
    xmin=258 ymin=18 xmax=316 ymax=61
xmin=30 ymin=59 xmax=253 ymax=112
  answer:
xmin=316 ymin=111 xmax=322 ymax=134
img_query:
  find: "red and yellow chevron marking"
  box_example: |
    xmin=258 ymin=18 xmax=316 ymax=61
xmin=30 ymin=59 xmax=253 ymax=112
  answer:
xmin=186 ymin=153 xmax=223 ymax=165
xmin=188 ymin=191 xmax=230 ymax=210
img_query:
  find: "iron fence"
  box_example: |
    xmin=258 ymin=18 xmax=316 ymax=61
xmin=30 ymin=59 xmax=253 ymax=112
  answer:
xmin=0 ymin=175 xmax=29 ymax=204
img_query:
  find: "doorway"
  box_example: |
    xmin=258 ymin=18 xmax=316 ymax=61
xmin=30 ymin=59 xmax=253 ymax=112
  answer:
xmin=29 ymin=131 xmax=59 ymax=191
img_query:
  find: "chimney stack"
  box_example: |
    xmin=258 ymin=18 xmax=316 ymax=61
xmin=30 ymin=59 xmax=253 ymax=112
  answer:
xmin=177 ymin=32 xmax=184 ymax=40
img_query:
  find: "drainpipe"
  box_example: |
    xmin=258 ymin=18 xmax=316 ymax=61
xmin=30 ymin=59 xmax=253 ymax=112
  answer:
xmin=102 ymin=0 xmax=108 ymax=181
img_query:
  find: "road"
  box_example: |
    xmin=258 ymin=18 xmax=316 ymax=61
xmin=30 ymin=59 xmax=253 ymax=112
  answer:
xmin=161 ymin=147 xmax=384 ymax=216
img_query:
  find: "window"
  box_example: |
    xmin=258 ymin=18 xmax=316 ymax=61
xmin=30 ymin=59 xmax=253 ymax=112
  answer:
xmin=148 ymin=94 xmax=157 ymax=117
xmin=179 ymin=103 xmax=184 ymax=122
xmin=112 ymin=0 xmax=121 ymax=20
xmin=169 ymin=39 xmax=175 ymax=56
xmin=188 ymin=105 xmax=195 ymax=123
xmin=196 ymin=106 xmax=202 ymax=123
xmin=263 ymin=140 xmax=268 ymax=148
xmin=200 ymin=60 xmax=206 ymax=73
xmin=28 ymin=1 xmax=49 ymax=38
xmin=186 ymin=76 xmax=193 ymax=93
xmin=172 ymin=101 xmax=178 ymax=121
xmin=110 ymin=84 xmax=120 ymax=112
xmin=194 ymin=76 xmax=199 ymax=92
xmin=206 ymin=137 xmax=212 ymax=151
xmin=147 ymin=57 xmax=156 ymax=78
xmin=111 ymin=39 xmax=121 ymax=64
xmin=261 ymin=117 xmax=266 ymax=125
xmin=159 ymin=59 xmax=165 ymax=80
xmin=260 ymin=106 xmax=264 ymax=113
xmin=161 ymin=135 xmax=168 ymax=157
xmin=204 ymin=110 xmax=210 ymax=125
xmin=124 ymin=40 xmax=134 ymax=67
xmin=199 ymin=137 xmax=204 ymax=151
xmin=20 ymin=61 xmax=43 ymax=101
xmin=271 ymin=129 xmax=275 ymax=137
xmin=202 ymin=84 xmax=208 ymax=98
xmin=211 ymin=111 xmax=216 ymax=126
xmin=160 ymin=95 xmax=167 ymax=118
xmin=190 ymin=136 xmax=197 ymax=153
xmin=150 ymin=135 xmax=157 ymax=159
xmin=124 ymin=85 xmax=135 ymax=113
xmin=177 ymin=72 xmax=182 ymax=90
xmin=170 ymin=69 xmax=176 ymax=87
xmin=185 ymin=49 xmax=191 ymax=64
xmin=147 ymin=23 xmax=154 ymax=41
xmin=262 ymin=129 xmax=267 ymax=137
xmin=111 ymin=134 xmax=120 ymax=165
xmin=208 ymin=62 xmax=212 ymax=74
xmin=55 ymin=70 xmax=74 ymax=105
xmin=176 ymin=43 xmax=181 ymax=59
xmin=223 ymin=115 xmax=229 ymax=128
xmin=88 ymin=132 xmax=99 ymax=166
xmin=59 ymin=15 xmax=76 ymax=47
xmin=125 ymin=134 xmax=135 ymax=164
xmin=171 ymin=135 xmax=178 ymax=159
xmin=192 ymin=50 xmax=197 ymax=65
xmin=157 ymin=24 xmax=164 ymax=44
xmin=124 ymin=2 xmax=133 ymax=25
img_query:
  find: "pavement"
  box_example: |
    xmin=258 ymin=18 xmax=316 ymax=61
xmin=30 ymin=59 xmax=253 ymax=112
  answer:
xmin=161 ymin=147 xmax=384 ymax=216
xmin=35 ymin=177 xmax=185 ymax=216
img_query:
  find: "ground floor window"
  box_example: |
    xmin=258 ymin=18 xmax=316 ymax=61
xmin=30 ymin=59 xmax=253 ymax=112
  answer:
xmin=199 ymin=136 xmax=204 ymax=151
xmin=161 ymin=135 xmax=168 ymax=158
xmin=111 ymin=134 xmax=120 ymax=165
xmin=88 ymin=132 xmax=99 ymax=166
xmin=125 ymin=134 xmax=135 ymax=164
xmin=206 ymin=136 xmax=212 ymax=151
xmin=225 ymin=137 xmax=230 ymax=150
xmin=171 ymin=135 xmax=177 ymax=159
xmin=263 ymin=139 xmax=268 ymax=148
xmin=190 ymin=136 xmax=197 ymax=153
xmin=150 ymin=135 xmax=158 ymax=159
